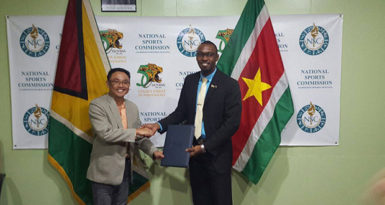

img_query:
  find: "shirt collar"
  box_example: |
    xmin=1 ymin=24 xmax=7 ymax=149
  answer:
xmin=200 ymin=68 xmax=217 ymax=82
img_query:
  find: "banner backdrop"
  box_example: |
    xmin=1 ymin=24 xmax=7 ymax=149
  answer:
xmin=7 ymin=14 xmax=342 ymax=149
xmin=7 ymin=16 xmax=62 ymax=149
xmin=273 ymin=15 xmax=343 ymax=146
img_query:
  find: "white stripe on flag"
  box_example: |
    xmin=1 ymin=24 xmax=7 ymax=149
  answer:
xmin=50 ymin=111 xmax=94 ymax=144
xmin=230 ymin=5 xmax=269 ymax=81
xmin=233 ymin=74 xmax=289 ymax=171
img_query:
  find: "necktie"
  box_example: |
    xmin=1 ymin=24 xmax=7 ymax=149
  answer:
xmin=194 ymin=77 xmax=208 ymax=139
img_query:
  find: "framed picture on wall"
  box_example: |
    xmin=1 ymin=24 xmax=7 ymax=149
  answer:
xmin=101 ymin=0 xmax=136 ymax=12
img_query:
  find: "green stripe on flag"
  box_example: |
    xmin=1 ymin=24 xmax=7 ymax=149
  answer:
xmin=217 ymin=0 xmax=264 ymax=75
xmin=241 ymin=88 xmax=294 ymax=183
xmin=130 ymin=172 xmax=148 ymax=194
xmin=48 ymin=117 xmax=93 ymax=205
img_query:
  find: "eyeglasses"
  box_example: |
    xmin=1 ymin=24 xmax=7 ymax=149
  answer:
xmin=196 ymin=52 xmax=217 ymax=58
xmin=109 ymin=80 xmax=130 ymax=86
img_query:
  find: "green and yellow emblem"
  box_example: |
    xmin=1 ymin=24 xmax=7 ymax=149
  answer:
xmin=99 ymin=29 xmax=123 ymax=52
xmin=136 ymin=64 xmax=163 ymax=88
xmin=216 ymin=28 xmax=233 ymax=53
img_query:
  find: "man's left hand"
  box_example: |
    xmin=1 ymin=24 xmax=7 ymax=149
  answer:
xmin=153 ymin=150 xmax=164 ymax=160
xmin=186 ymin=145 xmax=204 ymax=157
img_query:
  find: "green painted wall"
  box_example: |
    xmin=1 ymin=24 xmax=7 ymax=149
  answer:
xmin=0 ymin=0 xmax=384 ymax=204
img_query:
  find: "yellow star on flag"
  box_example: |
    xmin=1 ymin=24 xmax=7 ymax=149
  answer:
xmin=242 ymin=68 xmax=271 ymax=106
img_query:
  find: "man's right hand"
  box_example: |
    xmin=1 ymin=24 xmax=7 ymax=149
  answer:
xmin=136 ymin=127 xmax=154 ymax=137
xmin=141 ymin=123 xmax=160 ymax=136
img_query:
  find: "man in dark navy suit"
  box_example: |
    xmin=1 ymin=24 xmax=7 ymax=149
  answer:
xmin=146 ymin=41 xmax=242 ymax=205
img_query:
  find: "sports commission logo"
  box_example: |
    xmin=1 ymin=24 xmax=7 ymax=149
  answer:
xmin=216 ymin=28 xmax=233 ymax=54
xmin=100 ymin=29 xmax=123 ymax=53
xmin=296 ymin=102 xmax=326 ymax=133
xmin=23 ymin=104 xmax=49 ymax=136
xmin=20 ymin=24 xmax=50 ymax=57
xmin=299 ymin=23 xmax=329 ymax=56
xmin=176 ymin=26 xmax=206 ymax=57
xmin=136 ymin=63 xmax=163 ymax=88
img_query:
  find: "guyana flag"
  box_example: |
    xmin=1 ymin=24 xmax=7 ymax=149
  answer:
xmin=217 ymin=0 xmax=294 ymax=184
xmin=48 ymin=0 xmax=149 ymax=204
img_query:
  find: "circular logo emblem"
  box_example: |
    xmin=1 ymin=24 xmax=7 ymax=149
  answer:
xmin=296 ymin=103 xmax=326 ymax=133
xmin=23 ymin=106 xmax=50 ymax=136
xmin=20 ymin=25 xmax=50 ymax=57
xmin=299 ymin=24 xmax=329 ymax=55
xmin=176 ymin=27 xmax=206 ymax=57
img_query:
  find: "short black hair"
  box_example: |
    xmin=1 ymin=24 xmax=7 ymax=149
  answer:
xmin=107 ymin=68 xmax=131 ymax=81
xmin=199 ymin=40 xmax=218 ymax=53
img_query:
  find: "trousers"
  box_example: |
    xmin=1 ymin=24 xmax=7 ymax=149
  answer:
xmin=91 ymin=158 xmax=131 ymax=205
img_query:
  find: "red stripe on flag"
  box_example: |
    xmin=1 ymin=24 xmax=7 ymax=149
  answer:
xmin=232 ymin=19 xmax=285 ymax=164
xmin=55 ymin=0 xmax=82 ymax=93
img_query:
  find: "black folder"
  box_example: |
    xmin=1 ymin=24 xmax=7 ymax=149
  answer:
xmin=161 ymin=125 xmax=194 ymax=168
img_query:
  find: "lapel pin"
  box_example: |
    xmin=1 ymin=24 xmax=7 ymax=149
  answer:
xmin=211 ymin=84 xmax=217 ymax=88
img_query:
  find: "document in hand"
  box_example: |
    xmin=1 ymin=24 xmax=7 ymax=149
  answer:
xmin=161 ymin=125 xmax=194 ymax=168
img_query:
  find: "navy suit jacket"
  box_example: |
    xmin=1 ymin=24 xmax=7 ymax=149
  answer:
xmin=159 ymin=70 xmax=242 ymax=172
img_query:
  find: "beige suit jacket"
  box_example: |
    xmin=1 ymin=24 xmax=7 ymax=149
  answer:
xmin=86 ymin=94 xmax=156 ymax=185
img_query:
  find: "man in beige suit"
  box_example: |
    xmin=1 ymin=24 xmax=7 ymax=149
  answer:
xmin=87 ymin=68 xmax=163 ymax=205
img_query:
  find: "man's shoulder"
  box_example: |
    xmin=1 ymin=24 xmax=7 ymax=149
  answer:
xmin=183 ymin=72 xmax=200 ymax=84
xmin=185 ymin=71 xmax=200 ymax=79
xmin=215 ymin=70 xmax=238 ymax=84
xmin=124 ymin=99 xmax=139 ymax=110
xmin=90 ymin=94 xmax=110 ymax=105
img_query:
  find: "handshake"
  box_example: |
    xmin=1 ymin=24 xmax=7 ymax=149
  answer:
xmin=135 ymin=123 xmax=161 ymax=137
xmin=137 ymin=123 xmax=205 ymax=157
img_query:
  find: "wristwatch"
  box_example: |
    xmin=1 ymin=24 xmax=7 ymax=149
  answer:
xmin=200 ymin=144 xmax=206 ymax=153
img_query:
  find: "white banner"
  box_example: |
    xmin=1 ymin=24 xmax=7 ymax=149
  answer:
xmin=274 ymin=14 xmax=343 ymax=146
xmin=7 ymin=14 xmax=342 ymax=149
xmin=7 ymin=16 xmax=63 ymax=149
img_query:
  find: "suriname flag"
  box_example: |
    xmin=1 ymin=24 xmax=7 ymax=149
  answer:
xmin=217 ymin=0 xmax=294 ymax=184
